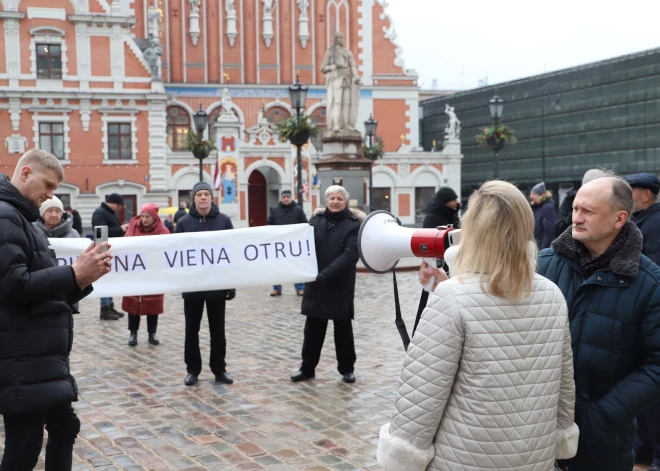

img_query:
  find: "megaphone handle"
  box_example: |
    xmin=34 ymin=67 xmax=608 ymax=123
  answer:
xmin=422 ymin=258 xmax=437 ymax=292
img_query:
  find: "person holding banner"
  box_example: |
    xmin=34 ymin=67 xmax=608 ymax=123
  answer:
xmin=175 ymin=181 xmax=236 ymax=386
xmin=0 ymin=149 xmax=112 ymax=470
xmin=291 ymin=185 xmax=365 ymax=384
xmin=122 ymin=203 xmax=171 ymax=347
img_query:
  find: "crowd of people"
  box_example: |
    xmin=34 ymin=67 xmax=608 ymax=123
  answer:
xmin=3 ymin=148 xmax=660 ymax=471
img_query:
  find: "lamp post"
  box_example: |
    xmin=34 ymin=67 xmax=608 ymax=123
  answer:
xmin=288 ymin=76 xmax=309 ymax=206
xmin=488 ymin=94 xmax=505 ymax=178
xmin=364 ymin=114 xmax=378 ymax=213
xmin=192 ymin=104 xmax=209 ymax=182
xmin=541 ymin=82 xmax=561 ymax=183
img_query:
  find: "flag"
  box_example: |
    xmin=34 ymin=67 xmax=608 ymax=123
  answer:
xmin=213 ymin=151 xmax=221 ymax=190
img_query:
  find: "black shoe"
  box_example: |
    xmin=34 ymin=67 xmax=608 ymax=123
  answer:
xmin=128 ymin=331 xmax=137 ymax=346
xmin=342 ymin=372 xmax=356 ymax=383
xmin=100 ymin=305 xmax=120 ymax=320
xmin=109 ymin=303 xmax=125 ymax=318
xmin=215 ymin=372 xmax=233 ymax=384
xmin=148 ymin=333 xmax=160 ymax=345
xmin=290 ymin=370 xmax=314 ymax=382
xmin=184 ymin=374 xmax=198 ymax=386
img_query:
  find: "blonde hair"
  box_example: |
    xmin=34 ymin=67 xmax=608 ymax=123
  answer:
xmin=452 ymin=180 xmax=536 ymax=299
xmin=14 ymin=148 xmax=64 ymax=182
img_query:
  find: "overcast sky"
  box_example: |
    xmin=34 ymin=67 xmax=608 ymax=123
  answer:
xmin=384 ymin=0 xmax=660 ymax=91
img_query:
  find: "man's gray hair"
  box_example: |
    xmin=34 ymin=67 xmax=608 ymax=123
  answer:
xmin=608 ymin=176 xmax=634 ymax=216
xmin=325 ymin=185 xmax=349 ymax=200
xmin=582 ymin=168 xmax=614 ymax=186
xmin=15 ymin=148 xmax=64 ymax=181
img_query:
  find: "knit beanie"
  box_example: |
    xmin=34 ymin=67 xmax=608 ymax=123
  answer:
xmin=531 ymin=182 xmax=546 ymax=195
xmin=40 ymin=195 xmax=64 ymax=217
xmin=105 ymin=193 xmax=124 ymax=205
xmin=436 ymin=187 xmax=458 ymax=204
xmin=281 ymin=189 xmax=292 ymax=196
xmin=192 ymin=181 xmax=213 ymax=199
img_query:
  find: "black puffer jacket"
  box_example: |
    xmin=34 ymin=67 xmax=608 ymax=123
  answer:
xmin=91 ymin=203 xmax=124 ymax=237
xmin=301 ymin=207 xmax=364 ymax=320
xmin=0 ymin=174 xmax=92 ymax=415
xmin=175 ymin=203 xmax=234 ymax=299
xmin=422 ymin=197 xmax=460 ymax=229
xmin=267 ymin=201 xmax=308 ymax=226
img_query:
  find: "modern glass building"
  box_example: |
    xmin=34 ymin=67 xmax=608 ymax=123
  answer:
xmin=420 ymin=47 xmax=660 ymax=203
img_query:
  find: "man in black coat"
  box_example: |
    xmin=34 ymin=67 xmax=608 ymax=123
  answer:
xmin=530 ymin=181 xmax=557 ymax=250
xmin=174 ymin=201 xmax=187 ymax=224
xmin=175 ymin=181 xmax=236 ymax=387
xmin=422 ymin=186 xmax=460 ymax=229
xmin=0 ymin=149 xmax=111 ymax=470
xmin=64 ymin=206 xmax=83 ymax=235
xmin=625 ymin=173 xmax=660 ymax=469
xmin=267 ymin=189 xmax=308 ymax=296
xmin=91 ymin=193 xmax=127 ymax=320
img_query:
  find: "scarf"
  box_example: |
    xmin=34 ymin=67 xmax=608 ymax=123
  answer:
xmin=578 ymin=224 xmax=630 ymax=278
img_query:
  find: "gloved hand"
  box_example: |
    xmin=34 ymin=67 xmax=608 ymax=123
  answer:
xmin=225 ymin=289 xmax=236 ymax=301
xmin=315 ymin=273 xmax=326 ymax=283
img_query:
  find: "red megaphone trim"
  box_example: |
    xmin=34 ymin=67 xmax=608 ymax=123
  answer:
xmin=410 ymin=227 xmax=455 ymax=259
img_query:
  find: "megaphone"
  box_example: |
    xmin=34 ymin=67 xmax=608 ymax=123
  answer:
xmin=358 ymin=210 xmax=461 ymax=278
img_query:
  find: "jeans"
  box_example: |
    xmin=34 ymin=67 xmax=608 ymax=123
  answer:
xmin=300 ymin=317 xmax=356 ymax=375
xmin=0 ymin=402 xmax=80 ymax=471
xmin=128 ymin=314 xmax=158 ymax=333
xmin=184 ymin=298 xmax=227 ymax=376
xmin=100 ymin=297 xmax=113 ymax=306
xmin=273 ymin=283 xmax=305 ymax=293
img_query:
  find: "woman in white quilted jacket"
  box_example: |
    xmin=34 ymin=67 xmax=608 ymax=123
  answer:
xmin=377 ymin=180 xmax=579 ymax=471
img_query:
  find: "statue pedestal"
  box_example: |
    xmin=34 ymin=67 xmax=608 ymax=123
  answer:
xmin=314 ymin=131 xmax=372 ymax=210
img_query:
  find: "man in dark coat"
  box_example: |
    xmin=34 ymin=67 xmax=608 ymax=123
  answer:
xmin=623 ymin=173 xmax=660 ymax=468
xmin=174 ymin=201 xmax=187 ymax=224
xmin=64 ymin=206 xmax=83 ymax=235
xmin=0 ymin=149 xmax=111 ymax=470
xmin=175 ymin=181 xmax=236 ymax=387
xmin=530 ymin=181 xmax=557 ymax=250
xmin=91 ymin=193 xmax=127 ymax=320
xmin=291 ymin=186 xmax=365 ymax=384
xmin=267 ymin=189 xmax=308 ymax=296
xmin=422 ymin=186 xmax=460 ymax=229
xmin=537 ymin=176 xmax=660 ymax=471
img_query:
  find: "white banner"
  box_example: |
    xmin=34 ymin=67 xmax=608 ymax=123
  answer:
xmin=50 ymin=224 xmax=318 ymax=298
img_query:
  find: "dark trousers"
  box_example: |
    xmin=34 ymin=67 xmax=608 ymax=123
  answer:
xmin=301 ymin=317 xmax=356 ymax=375
xmin=0 ymin=402 xmax=80 ymax=471
xmin=184 ymin=298 xmax=226 ymax=376
xmin=127 ymin=313 xmax=158 ymax=333
xmin=635 ymin=404 xmax=660 ymax=465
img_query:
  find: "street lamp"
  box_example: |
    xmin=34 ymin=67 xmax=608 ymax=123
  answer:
xmin=541 ymin=82 xmax=561 ymax=183
xmin=364 ymin=114 xmax=378 ymax=212
xmin=288 ymin=75 xmax=309 ymax=206
xmin=488 ymin=94 xmax=505 ymax=178
xmin=192 ymin=104 xmax=209 ymax=182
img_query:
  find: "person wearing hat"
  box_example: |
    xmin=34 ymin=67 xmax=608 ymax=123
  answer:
xmin=175 ymin=181 xmax=236 ymax=386
xmin=33 ymin=195 xmax=80 ymax=239
xmin=530 ymin=182 xmax=557 ymax=250
xmin=624 ymin=173 xmax=660 ymax=469
xmin=422 ymin=187 xmax=461 ymax=230
xmin=91 ymin=193 xmax=128 ymax=320
xmin=267 ymin=189 xmax=308 ymax=296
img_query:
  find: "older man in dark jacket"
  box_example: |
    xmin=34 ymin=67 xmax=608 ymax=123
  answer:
xmin=176 ymin=181 xmax=235 ymax=387
xmin=0 ymin=149 xmax=110 ymax=470
xmin=537 ymin=176 xmax=660 ymax=471
xmin=268 ymin=189 xmax=308 ymax=296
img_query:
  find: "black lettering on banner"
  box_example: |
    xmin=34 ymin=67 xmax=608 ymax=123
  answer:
xmin=164 ymin=251 xmax=179 ymax=268
xmin=259 ymin=243 xmax=271 ymax=260
xmin=115 ymin=256 xmax=129 ymax=272
xmin=187 ymin=249 xmax=196 ymax=267
xmin=163 ymin=247 xmax=232 ymax=269
xmin=275 ymin=242 xmax=286 ymax=258
xmin=57 ymin=256 xmax=77 ymax=266
xmin=289 ymin=240 xmax=302 ymax=257
xmin=244 ymin=245 xmax=258 ymax=261
xmin=217 ymin=248 xmax=230 ymax=264
xmin=201 ymin=248 xmax=214 ymax=265
xmin=112 ymin=253 xmax=148 ymax=273
xmin=133 ymin=254 xmax=146 ymax=271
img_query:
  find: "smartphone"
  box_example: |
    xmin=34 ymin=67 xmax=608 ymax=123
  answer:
xmin=94 ymin=225 xmax=109 ymax=253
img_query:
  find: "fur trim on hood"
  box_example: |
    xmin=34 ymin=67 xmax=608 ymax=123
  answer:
xmin=532 ymin=191 xmax=553 ymax=206
xmin=313 ymin=207 xmax=367 ymax=222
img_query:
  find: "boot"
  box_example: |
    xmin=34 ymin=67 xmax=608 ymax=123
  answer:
xmin=128 ymin=331 xmax=137 ymax=346
xmin=148 ymin=333 xmax=160 ymax=346
xmin=100 ymin=305 xmax=120 ymax=320
xmin=110 ymin=303 xmax=125 ymax=318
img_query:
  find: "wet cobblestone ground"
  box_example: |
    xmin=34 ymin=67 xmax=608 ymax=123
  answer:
xmin=0 ymin=270 xmax=651 ymax=470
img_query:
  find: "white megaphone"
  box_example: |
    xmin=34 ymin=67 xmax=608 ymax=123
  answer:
xmin=358 ymin=210 xmax=461 ymax=290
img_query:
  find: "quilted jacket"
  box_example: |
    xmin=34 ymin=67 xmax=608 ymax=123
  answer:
xmin=377 ymin=273 xmax=578 ymax=471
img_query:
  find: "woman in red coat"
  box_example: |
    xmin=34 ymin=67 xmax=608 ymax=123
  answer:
xmin=122 ymin=203 xmax=170 ymax=346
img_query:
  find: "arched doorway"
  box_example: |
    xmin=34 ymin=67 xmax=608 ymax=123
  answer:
xmin=248 ymin=170 xmax=267 ymax=226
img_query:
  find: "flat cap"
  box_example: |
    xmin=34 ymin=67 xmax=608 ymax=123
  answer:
xmin=624 ymin=173 xmax=660 ymax=195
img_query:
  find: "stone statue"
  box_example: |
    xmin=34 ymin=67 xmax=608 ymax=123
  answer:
xmin=297 ymin=0 xmax=309 ymax=13
xmin=143 ymin=35 xmax=162 ymax=79
xmin=321 ymin=32 xmax=361 ymax=133
xmin=444 ymin=104 xmax=460 ymax=140
xmin=221 ymin=88 xmax=232 ymax=112
xmin=262 ymin=0 xmax=273 ymax=14
xmin=226 ymin=0 xmax=236 ymax=14
xmin=189 ymin=0 xmax=200 ymax=13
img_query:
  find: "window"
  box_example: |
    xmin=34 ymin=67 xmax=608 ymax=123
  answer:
xmin=263 ymin=106 xmax=291 ymax=124
xmin=54 ymin=194 xmax=71 ymax=208
xmin=415 ymin=187 xmax=436 ymax=223
xmin=107 ymin=123 xmax=133 ymax=160
xmin=39 ymin=123 xmax=65 ymax=159
xmin=166 ymin=106 xmax=190 ymax=151
xmin=36 ymin=44 xmax=62 ymax=79
xmin=372 ymin=188 xmax=391 ymax=212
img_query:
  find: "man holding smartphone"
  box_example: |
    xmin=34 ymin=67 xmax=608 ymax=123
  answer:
xmin=0 ymin=149 xmax=113 ymax=470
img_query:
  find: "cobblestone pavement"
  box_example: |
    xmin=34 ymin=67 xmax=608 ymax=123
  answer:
xmin=0 ymin=271 xmax=651 ymax=470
